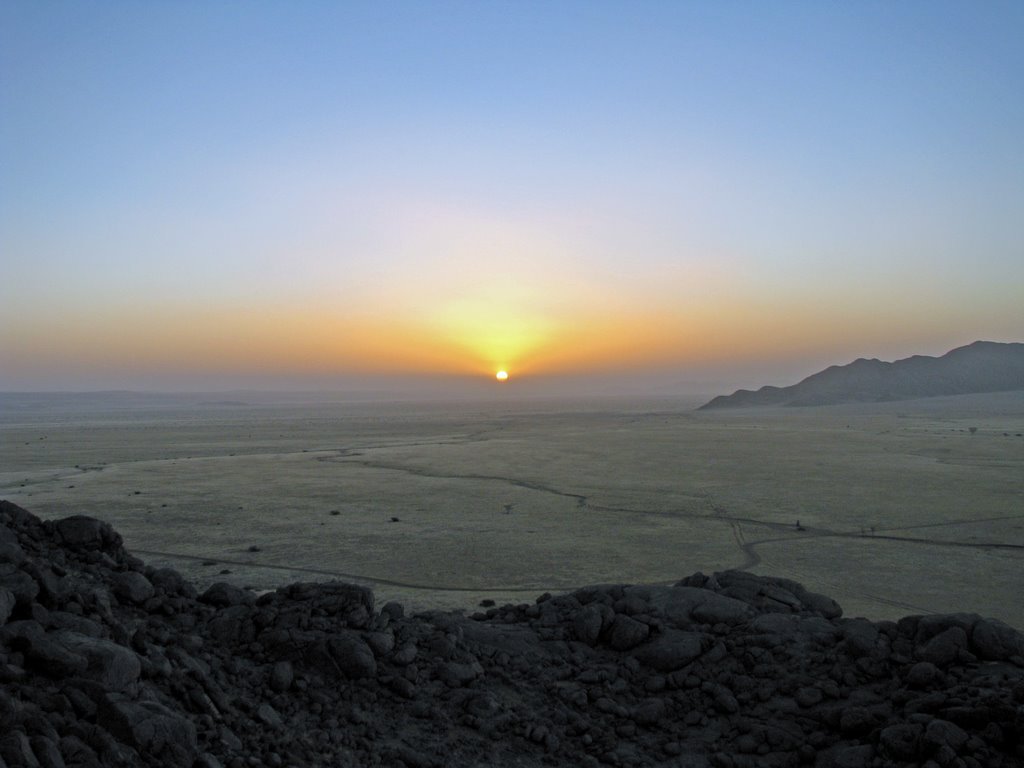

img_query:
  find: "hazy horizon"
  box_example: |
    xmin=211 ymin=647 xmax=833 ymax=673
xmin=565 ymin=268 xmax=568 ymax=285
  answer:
xmin=2 ymin=338 xmax=1019 ymax=400
xmin=3 ymin=3 xmax=1023 ymax=390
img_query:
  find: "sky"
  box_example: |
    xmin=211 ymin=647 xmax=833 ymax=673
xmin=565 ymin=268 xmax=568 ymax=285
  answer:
xmin=2 ymin=1 xmax=1023 ymax=394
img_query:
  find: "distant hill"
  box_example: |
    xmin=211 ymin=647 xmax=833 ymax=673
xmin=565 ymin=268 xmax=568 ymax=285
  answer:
xmin=699 ymin=341 xmax=1024 ymax=409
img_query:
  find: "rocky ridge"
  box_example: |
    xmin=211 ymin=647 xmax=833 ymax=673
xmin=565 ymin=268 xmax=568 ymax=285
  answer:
xmin=1 ymin=499 xmax=1022 ymax=768
xmin=699 ymin=341 xmax=1024 ymax=409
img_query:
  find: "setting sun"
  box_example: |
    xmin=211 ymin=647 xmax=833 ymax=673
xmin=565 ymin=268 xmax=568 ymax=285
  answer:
xmin=495 ymin=370 xmax=509 ymax=381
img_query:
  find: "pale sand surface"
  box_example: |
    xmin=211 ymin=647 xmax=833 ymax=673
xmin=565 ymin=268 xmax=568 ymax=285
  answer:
xmin=1 ymin=391 xmax=1022 ymax=627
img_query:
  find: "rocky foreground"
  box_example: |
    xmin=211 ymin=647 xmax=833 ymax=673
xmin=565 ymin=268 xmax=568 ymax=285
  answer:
xmin=1 ymin=500 xmax=1022 ymax=768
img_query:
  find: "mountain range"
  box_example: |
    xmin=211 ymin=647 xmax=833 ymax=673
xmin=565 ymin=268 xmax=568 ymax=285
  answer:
xmin=699 ymin=340 xmax=1024 ymax=409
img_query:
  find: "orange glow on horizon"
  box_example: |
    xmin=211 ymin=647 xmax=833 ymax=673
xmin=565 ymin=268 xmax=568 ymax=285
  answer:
xmin=2 ymin=287 xmax=970 ymax=383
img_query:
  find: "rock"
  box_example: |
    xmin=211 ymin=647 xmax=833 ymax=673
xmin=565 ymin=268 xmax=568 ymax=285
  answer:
xmin=879 ymin=723 xmax=923 ymax=761
xmin=364 ymin=630 xmax=395 ymax=657
xmin=427 ymin=632 xmax=455 ymax=659
xmin=49 ymin=611 xmax=103 ymax=636
xmin=28 ymin=736 xmax=64 ymax=768
xmin=390 ymin=676 xmax=416 ymax=699
xmin=0 ymin=566 xmax=39 ymax=606
xmin=57 ymin=736 xmax=97 ymax=767
xmin=573 ymin=604 xmax=605 ymax=646
xmin=327 ymin=632 xmax=377 ymax=679
xmin=195 ymin=754 xmax=223 ymax=768
xmin=54 ymin=516 xmax=121 ymax=552
xmin=0 ymin=537 xmax=25 ymax=565
xmin=630 ymin=698 xmax=667 ymax=726
xmin=711 ymin=686 xmax=739 ymax=714
xmin=280 ymin=581 xmax=374 ymax=614
xmin=923 ymin=719 xmax=969 ymax=752
xmin=632 ymin=631 xmax=703 ymax=671
xmin=3 ymin=621 xmax=89 ymax=677
xmin=691 ymin=593 xmax=754 ymax=625
xmin=756 ymin=583 xmax=802 ymax=611
xmin=914 ymin=613 xmax=979 ymax=644
xmin=257 ymin=703 xmax=284 ymax=729
xmin=842 ymin=619 xmax=879 ymax=658
xmin=392 ymin=642 xmax=417 ymax=666
xmin=0 ymin=731 xmax=39 ymax=768
xmin=111 ymin=571 xmax=154 ymax=604
xmin=971 ymin=618 xmax=1024 ymax=661
xmin=149 ymin=567 xmax=188 ymax=595
xmin=463 ymin=692 xmax=498 ymax=718
xmin=394 ymin=745 xmax=438 ymax=768
xmin=206 ymin=605 xmax=251 ymax=644
xmin=918 ymin=627 xmax=968 ymax=667
xmin=608 ymin=615 xmax=649 ymax=651
xmin=658 ymin=586 xmax=753 ymax=626
xmin=61 ymin=682 xmax=98 ymax=718
xmin=217 ymin=726 xmax=242 ymax=752
xmin=795 ymin=686 xmax=823 ymax=707
xmin=270 ymin=660 xmax=293 ymax=692
xmin=799 ymin=591 xmax=843 ymax=619
xmin=749 ymin=613 xmax=804 ymax=638
xmin=200 ymin=582 xmax=252 ymax=608
xmin=439 ymin=660 xmax=483 ymax=687
xmin=906 ymin=661 xmax=939 ymax=688
xmin=824 ymin=744 xmax=874 ymax=768
xmin=0 ymin=588 xmax=14 ymax=625
xmin=0 ymin=662 xmax=25 ymax=682
xmin=53 ymin=631 xmax=141 ymax=691
xmin=839 ymin=706 xmax=876 ymax=737
xmin=99 ymin=694 xmax=197 ymax=764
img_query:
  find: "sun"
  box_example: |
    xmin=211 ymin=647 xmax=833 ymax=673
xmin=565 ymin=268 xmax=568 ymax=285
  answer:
xmin=495 ymin=370 xmax=509 ymax=382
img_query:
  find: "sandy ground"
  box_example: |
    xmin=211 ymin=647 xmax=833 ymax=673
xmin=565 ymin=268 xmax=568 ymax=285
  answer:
xmin=1 ymin=391 xmax=1022 ymax=627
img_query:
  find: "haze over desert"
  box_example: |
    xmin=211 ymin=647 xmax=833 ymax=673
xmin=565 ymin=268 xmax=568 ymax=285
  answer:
xmin=3 ymin=386 xmax=1022 ymax=629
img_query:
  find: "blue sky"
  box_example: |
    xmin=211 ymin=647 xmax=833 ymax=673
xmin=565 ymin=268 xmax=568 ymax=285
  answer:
xmin=2 ymin=2 xmax=1022 ymax=391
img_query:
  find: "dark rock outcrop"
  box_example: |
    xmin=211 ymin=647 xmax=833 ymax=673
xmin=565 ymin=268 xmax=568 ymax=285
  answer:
xmin=700 ymin=340 xmax=1024 ymax=409
xmin=1 ymin=499 xmax=1023 ymax=767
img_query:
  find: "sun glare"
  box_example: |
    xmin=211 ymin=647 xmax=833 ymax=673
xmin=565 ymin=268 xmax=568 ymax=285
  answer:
xmin=495 ymin=370 xmax=509 ymax=381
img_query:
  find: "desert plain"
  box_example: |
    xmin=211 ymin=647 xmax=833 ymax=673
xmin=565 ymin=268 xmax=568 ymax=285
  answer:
xmin=1 ymin=390 xmax=1021 ymax=628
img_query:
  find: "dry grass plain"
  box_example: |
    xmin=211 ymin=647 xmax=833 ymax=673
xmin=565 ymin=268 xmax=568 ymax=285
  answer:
xmin=1 ymin=391 xmax=1022 ymax=627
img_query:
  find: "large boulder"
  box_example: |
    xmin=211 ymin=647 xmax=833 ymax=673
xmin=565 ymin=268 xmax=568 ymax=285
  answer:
xmin=878 ymin=723 xmax=923 ymax=761
xmin=111 ymin=571 xmax=155 ymax=605
xmin=653 ymin=586 xmax=754 ymax=626
xmin=200 ymin=582 xmax=252 ymax=608
xmin=0 ymin=588 xmax=15 ymax=626
xmin=842 ymin=619 xmax=880 ymax=658
xmin=278 ymin=581 xmax=374 ymax=615
xmin=1 ymin=621 xmax=88 ymax=677
xmin=0 ymin=525 xmax=25 ymax=565
xmin=149 ymin=568 xmax=192 ymax=597
xmin=917 ymin=627 xmax=968 ymax=667
xmin=971 ymin=618 xmax=1024 ymax=661
xmin=0 ymin=730 xmax=39 ymax=768
xmin=99 ymin=694 xmax=197 ymax=766
xmin=309 ymin=631 xmax=377 ymax=679
xmin=682 ymin=570 xmax=844 ymax=619
xmin=0 ymin=565 xmax=39 ymax=607
xmin=573 ymin=603 xmax=609 ymax=646
xmin=53 ymin=516 xmax=122 ymax=553
xmin=632 ymin=630 xmax=704 ymax=671
xmin=608 ymin=615 xmax=649 ymax=651
xmin=53 ymin=631 xmax=141 ymax=691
